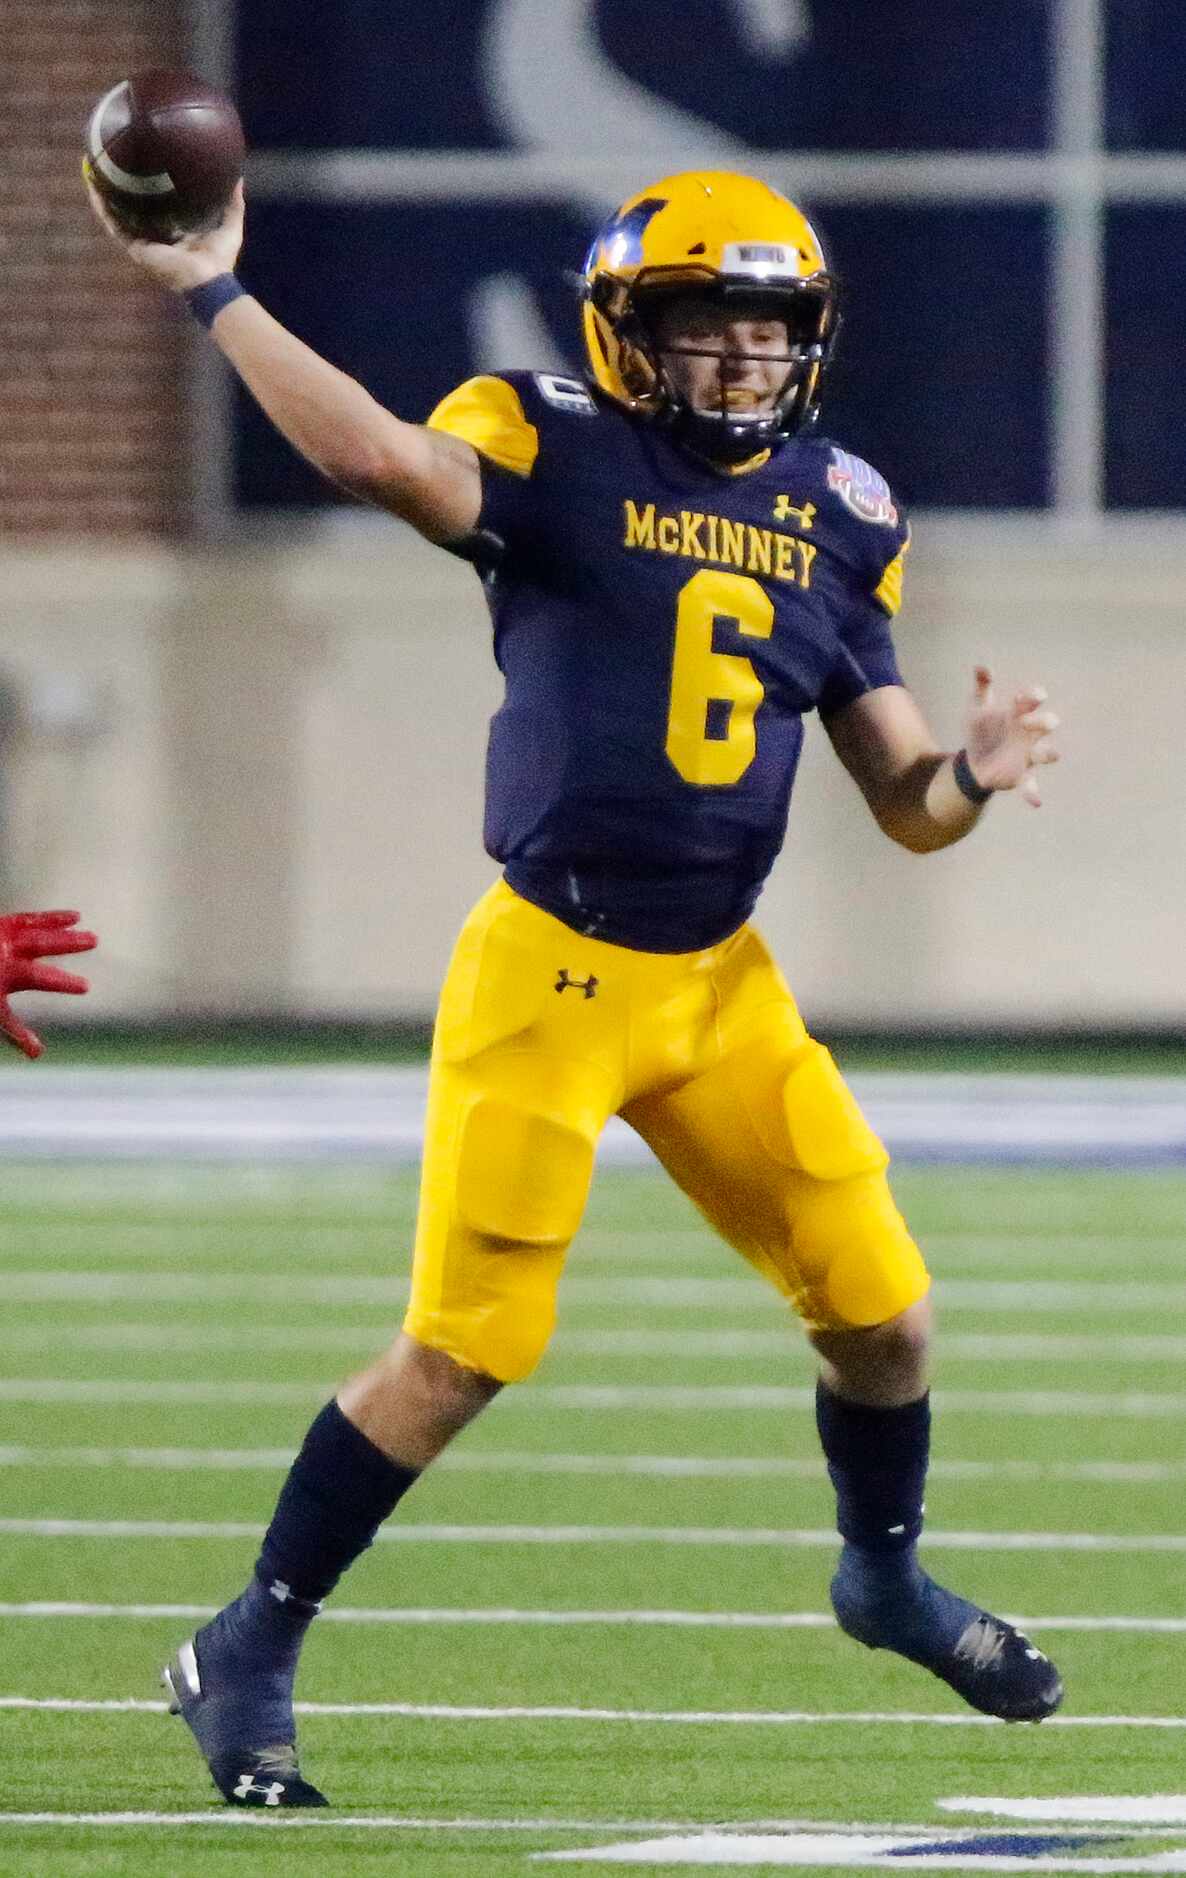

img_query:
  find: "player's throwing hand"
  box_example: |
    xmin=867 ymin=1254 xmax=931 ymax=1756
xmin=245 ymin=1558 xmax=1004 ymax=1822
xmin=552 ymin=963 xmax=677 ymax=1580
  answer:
xmin=0 ymin=910 xmax=97 ymax=1059
xmin=963 ymin=665 xmax=1061 ymax=808
xmin=84 ymin=172 xmax=245 ymax=293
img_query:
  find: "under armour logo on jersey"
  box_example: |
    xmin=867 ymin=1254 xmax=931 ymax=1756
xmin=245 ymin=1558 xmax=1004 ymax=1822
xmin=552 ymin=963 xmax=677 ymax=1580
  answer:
xmin=555 ymin=969 xmax=598 ymax=999
xmin=772 ymin=495 xmax=816 ymax=529
xmin=233 ymin=1774 xmax=286 ymax=1806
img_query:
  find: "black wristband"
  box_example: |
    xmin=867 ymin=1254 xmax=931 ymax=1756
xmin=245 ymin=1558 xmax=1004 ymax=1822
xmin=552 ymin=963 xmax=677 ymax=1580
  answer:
xmin=184 ymin=274 xmax=245 ymax=329
xmin=952 ymin=747 xmax=994 ymax=805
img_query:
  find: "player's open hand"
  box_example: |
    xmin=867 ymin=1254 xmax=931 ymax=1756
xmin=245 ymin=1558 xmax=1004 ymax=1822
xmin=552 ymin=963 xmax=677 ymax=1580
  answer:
xmin=0 ymin=910 xmax=97 ymax=1060
xmin=84 ymin=173 xmax=246 ymax=293
xmin=963 ymin=666 xmax=1061 ymax=809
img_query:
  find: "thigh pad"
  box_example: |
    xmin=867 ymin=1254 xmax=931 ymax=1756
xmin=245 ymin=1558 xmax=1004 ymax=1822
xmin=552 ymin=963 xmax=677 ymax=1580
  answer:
xmin=741 ymin=1038 xmax=889 ymax=1181
xmin=456 ymin=1095 xmax=596 ymax=1247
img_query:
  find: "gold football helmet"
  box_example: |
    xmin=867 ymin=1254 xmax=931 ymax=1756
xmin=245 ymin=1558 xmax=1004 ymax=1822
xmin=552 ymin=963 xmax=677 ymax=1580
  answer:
xmin=581 ymin=170 xmax=839 ymax=464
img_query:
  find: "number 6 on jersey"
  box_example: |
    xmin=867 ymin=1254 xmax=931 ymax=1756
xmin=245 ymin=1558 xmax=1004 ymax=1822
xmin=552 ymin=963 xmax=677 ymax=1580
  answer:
xmin=665 ymin=569 xmax=775 ymax=786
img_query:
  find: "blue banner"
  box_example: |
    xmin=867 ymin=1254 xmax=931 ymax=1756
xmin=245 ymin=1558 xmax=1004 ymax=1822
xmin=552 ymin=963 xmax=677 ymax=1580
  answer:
xmin=227 ymin=2 xmax=1177 ymax=510
xmin=237 ymin=0 xmax=1053 ymax=153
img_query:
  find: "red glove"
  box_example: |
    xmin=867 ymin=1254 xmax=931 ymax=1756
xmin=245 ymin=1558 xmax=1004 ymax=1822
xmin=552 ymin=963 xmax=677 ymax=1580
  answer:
xmin=0 ymin=910 xmax=97 ymax=1060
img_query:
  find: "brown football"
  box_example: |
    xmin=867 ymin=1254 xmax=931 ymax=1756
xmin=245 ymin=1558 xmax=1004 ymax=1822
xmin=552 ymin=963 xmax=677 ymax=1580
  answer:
xmin=85 ymin=70 xmax=245 ymax=243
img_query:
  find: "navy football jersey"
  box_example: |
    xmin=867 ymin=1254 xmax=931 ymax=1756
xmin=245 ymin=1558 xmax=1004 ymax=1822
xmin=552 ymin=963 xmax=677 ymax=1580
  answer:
xmin=428 ymin=370 xmax=909 ymax=951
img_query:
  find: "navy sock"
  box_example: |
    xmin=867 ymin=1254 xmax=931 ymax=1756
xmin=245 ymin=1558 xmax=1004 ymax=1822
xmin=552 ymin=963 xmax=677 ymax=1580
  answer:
xmin=252 ymin=1399 xmax=420 ymax=1612
xmin=815 ymin=1380 xmax=930 ymax=1561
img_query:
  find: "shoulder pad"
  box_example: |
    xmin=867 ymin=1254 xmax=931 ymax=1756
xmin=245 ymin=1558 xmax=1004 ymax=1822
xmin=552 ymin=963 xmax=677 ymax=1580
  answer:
xmin=427 ymin=375 xmax=539 ymax=477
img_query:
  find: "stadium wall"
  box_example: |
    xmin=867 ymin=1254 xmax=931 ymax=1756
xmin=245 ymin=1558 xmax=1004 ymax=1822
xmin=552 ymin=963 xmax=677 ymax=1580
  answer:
xmin=0 ymin=0 xmax=190 ymax=537
xmin=1 ymin=518 xmax=1179 ymax=1030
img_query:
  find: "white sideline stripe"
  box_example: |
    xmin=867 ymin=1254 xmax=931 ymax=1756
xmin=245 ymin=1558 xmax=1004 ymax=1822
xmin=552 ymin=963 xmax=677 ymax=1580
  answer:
xmin=0 ymin=1444 xmax=1183 ymax=1485
xmin=3 ymin=1601 xmax=1186 ymax=1635
xmin=15 ymin=1324 xmax=1186 ymax=1362
xmin=8 ymin=1065 xmax=1186 ymax=1164
xmin=11 ymin=1270 xmax=1186 ymax=1312
xmin=4 ymin=1695 xmax=1184 ymax=1728
xmin=6 ymin=1378 xmax=1186 ymax=1416
xmin=4 ymin=1517 xmax=1186 ymax=1552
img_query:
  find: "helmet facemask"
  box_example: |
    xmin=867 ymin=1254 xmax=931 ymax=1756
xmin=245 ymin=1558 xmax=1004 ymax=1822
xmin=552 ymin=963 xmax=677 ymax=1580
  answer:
xmin=633 ymin=280 xmax=838 ymax=466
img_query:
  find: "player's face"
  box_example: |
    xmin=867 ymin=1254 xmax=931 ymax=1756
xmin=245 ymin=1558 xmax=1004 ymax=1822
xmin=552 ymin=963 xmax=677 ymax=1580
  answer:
xmin=650 ymin=296 xmax=794 ymax=417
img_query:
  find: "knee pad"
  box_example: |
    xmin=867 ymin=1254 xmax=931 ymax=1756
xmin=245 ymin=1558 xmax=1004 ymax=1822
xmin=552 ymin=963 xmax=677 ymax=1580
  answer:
xmin=791 ymin=1170 xmax=931 ymax=1330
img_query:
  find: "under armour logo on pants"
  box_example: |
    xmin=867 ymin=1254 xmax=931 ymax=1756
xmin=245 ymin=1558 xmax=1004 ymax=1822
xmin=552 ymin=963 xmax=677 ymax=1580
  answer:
xmin=555 ymin=969 xmax=598 ymax=998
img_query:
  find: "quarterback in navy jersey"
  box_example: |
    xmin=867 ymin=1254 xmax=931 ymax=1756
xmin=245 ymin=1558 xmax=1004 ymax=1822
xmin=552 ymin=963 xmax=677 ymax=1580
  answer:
xmin=90 ymin=167 xmax=1063 ymax=1808
xmin=430 ymin=365 xmax=911 ymax=952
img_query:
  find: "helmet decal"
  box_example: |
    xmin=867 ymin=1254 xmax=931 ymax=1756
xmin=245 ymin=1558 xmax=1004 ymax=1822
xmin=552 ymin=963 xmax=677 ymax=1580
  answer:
xmin=592 ymin=196 xmax=669 ymax=272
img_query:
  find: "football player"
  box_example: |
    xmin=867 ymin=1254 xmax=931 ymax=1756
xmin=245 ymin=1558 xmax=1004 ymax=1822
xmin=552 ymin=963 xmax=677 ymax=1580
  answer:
xmin=0 ymin=910 xmax=96 ymax=1057
xmin=88 ymin=170 xmax=1063 ymax=1808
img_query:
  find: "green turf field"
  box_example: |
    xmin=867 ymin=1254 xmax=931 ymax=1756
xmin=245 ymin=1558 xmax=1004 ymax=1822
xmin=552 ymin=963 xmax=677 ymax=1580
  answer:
xmin=2 ymin=1160 xmax=1186 ymax=1874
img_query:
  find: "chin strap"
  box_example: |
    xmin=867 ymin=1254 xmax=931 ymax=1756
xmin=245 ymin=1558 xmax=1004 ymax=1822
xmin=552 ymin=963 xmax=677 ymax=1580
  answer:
xmin=661 ymin=349 xmax=817 ymax=466
xmin=668 ymin=407 xmax=784 ymax=469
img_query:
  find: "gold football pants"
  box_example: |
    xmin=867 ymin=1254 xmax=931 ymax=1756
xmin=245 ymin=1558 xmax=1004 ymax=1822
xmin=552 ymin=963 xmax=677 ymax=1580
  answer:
xmin=403 ymin=879 xmax=929 ymax=1381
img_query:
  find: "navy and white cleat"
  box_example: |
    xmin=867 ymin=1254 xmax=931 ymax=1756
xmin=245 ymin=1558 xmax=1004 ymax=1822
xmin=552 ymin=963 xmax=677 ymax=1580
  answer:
xmin=830 ymin=1567 xmax=1064 ymax=1723
xmin=163 ymin=1632 xmax=329 ymax=1807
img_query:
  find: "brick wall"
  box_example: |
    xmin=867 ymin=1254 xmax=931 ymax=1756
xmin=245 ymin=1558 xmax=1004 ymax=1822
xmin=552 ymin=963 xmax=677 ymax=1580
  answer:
xmin=0 ymin=2 xmax=191 ymax=537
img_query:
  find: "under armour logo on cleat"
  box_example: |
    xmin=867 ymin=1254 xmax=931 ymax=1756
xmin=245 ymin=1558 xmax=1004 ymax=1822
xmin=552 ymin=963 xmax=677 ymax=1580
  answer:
xmin=234 ymin=1774 xmax=286 ymax=1806
xmin=270 ymin=1579 xmax=292 ymax=1603
xmin=555 ymin=969 xmax=598 ymax=999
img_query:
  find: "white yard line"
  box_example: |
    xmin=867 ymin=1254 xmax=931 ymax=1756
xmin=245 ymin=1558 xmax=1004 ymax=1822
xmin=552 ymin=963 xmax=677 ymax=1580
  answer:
xmin=0 ymin=1271 xmax=410 ymax=1305
xmin=3 ymin=1695 xmax=1184 ymax=1727
xmin=930 ymin=1335 xmax=1186 ymax=1361
xmin=0 ymin=1811 xmax=1130 ymax=1835
xmin=6 ymin=1378 xmax=1186 ymax=1415
xmin=0 ymin=1813 xmax=683 ymax=1831
xmin=3 ymin=1517 xmax=1186 ymax=1551
xmin=936 ymin=1281 xmax=1186 ymax=1311
xmin=7 ymin=1268 xmax=1186 ymax=1314
xmin=524 ymin=1386 xmax=1186 ymax=1417
xmin=10 ymin=1323 xmax=1186 ymax=1361
xmin=2 ymin=1444 xmax=1181 ymax=1483
xmin=531 ymin=1386 xmax=1186 ymax=1416
xmin=2 ymin=1601 xmax=1185 ymax=1634
xmin=0 ymin=1380 xmax=326 ymax=1404
xmin=0 ymin=1811 xmax=827 ymax=1832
